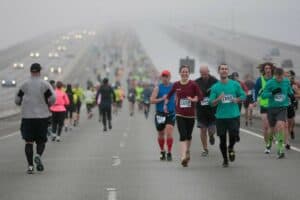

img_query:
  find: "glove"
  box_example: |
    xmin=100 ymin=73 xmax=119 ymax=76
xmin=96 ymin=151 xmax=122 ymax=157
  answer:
xmin=272 ymin=88 xmax=282 ymax=95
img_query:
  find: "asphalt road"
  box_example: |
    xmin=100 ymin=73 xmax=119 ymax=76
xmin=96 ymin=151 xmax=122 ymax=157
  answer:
xmin=0 ymin=103 xmax=300 ymax=200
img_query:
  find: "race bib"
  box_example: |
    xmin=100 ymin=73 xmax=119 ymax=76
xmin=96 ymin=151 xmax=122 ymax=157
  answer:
xmin=247 ymin=90 xmax=252 ymax=95
xmin=180 ymin=98 xmax=191 ymax=108
xmin=156 ymin=115 xmax=166 ymax=124
xmin=201 ymin=97 xmax=209 ymax=106
xmin=222 ymin=95 xmax=234 ymax=104
xmin=274 ymin=94 xmax=285 ymax=102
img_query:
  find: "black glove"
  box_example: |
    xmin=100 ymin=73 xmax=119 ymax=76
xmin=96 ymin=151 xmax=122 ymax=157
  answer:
xmin=272 ymin=88 xmax=282 ymax=96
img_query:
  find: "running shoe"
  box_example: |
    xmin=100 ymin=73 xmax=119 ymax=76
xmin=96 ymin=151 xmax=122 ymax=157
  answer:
xmin=167 ymin=152 xmax=172 ymax=161
xmin=201 ymin=149 xmax=209 ymax=157
xmin=103 ymin=127 xmax=107 ymax=132
xmin=108 ymin=123 xmax=112 ymax=130
xmin=228 ymin=149 xmax=235 ymax=162
xmin=285 ymin=144 xmax=291 ymax=150
xmin=264 ymin=146 xmax=271 ymax=154
xmin=181 ymin=157 xmax=188 ymax=167
xmin=27 ymin=165 xmax=34 ymax=174
xmin=34 ymin=155 xmax=44 ymax=172
xmin=277 ymin=151 xmax=285 ymax=159
xmin=222 ymin=160 xmax=229 ymax=168
xmin=56 ymin=136 xmax=61 ymax=142
xmin=209 ymin=135 xmax=215 ymax=145
xmin=64 ymin=126 xmax=68 ymax=132
xmin=160 ymin=151 xmax=166 ymax=161
xmin=52 ymin=134 xmax=56 ymax=142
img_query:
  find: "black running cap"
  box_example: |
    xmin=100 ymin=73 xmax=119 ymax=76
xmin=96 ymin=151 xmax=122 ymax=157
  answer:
xmin=30 ymin=63 xmax=42 ymax=73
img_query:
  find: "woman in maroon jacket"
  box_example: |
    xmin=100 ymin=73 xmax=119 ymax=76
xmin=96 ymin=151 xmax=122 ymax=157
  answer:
xmin=164 ymin=65 xmax=203 ymax=167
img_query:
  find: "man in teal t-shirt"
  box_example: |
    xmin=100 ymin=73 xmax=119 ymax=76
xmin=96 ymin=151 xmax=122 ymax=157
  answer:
xmin=209 ymin=64 xmax=246 ymax=167
xmin=261 ymin=67 xmax=293 ymax=159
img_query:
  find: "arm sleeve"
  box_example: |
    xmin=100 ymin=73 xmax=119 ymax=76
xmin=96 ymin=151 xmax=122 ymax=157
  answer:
xmin=254 ymin=77 xmax=261 ymax=102
xmin=15 ymin=89 xmax=24 ymax=106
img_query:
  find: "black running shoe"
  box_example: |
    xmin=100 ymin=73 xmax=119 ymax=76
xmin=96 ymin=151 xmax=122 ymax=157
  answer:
xmin=103 ymin=127 xmax=107 ymax=132
xmin=160 ymin=151 xmax=166 ymax=161
xmin=291 ymin=131 xmax=295 ymax=140
xmin=108 ymin=123 xmax=112 ymax=130
xmin=27 ymin=166 xmax=34 ymax=174
xmin=222 ymin=160 xmax=229 ymax=168
xmin=209 ymin=135 xmax=215 ymax=145
xmin=228 ymin=149 xmax=235 ymax=162
xmin=34 ymin=155 xmax=44 ymax=172
xmin=167 ymin=152 xmax=172 ymax=161
xmin=285 ymin=144 xmax=291 ymax=150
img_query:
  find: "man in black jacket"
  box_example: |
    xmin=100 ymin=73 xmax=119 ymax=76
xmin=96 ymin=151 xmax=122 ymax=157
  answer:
xmin=195 ymin=65 xmax=218 ymax=157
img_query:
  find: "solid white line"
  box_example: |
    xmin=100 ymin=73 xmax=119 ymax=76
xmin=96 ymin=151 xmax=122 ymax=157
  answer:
xmin=0 ymin=131 xmax=19 ymax=141
xmin=240 ymin=128 xmax=300 ymax=153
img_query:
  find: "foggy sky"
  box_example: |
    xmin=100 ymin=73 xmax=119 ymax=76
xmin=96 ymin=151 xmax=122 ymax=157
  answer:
xmin=0 ymin=0 xmax=299 ymax=49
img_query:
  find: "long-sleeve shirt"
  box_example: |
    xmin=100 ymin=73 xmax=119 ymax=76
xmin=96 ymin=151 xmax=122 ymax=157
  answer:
xmin=15 ymin=76 xmax=56 ymax=119
xmin=50 ymin=89 xmax=70 ymax=112
xmin=96 ymin=84 xmax=116 ymax=108
xmin=167 ymin=80 xmax=203 ymax=118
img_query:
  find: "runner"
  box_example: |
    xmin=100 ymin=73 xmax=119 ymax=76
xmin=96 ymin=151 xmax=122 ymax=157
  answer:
xmin=254 ymin=62 xmax=275 ymax=154
xmin=135 ymin=82 xmax=144 ymax=112
xmin=96 ymin=78 xmax=116 ymax=132
xmin=128 ymin=79 xmax=136 ymax=116
xmin=209 ymin=64 xmax=246 ymax=167
xmin=113 ymin=85 xmax=124 ymax=115
xmin=164 ymin=65 xmax=203 ymax=167
xmin=72 ymin=83 xmax=84 ymax=126
xmin=150 ymin=70 xmax=175 ymax=161
xmin=142 ymin=82 xmax=152 ymax=119
xmin=50 ymin=81 xmax=70 ymax=142
xmin=84 ymin=86 xmax=96 ymax=119
xmin=243 ymin=74 xmax=256 ymax=126
xmin=64 ymin=84 xmax=74 ymax=132
xmin=195 ymin=65 xmax=218 ymax=157
xmin=261 ymin=67 xmax=293 ymax=159
xmin=287 ymin=70 xmax=300 ymax=140
xmin=15 ymin=63 xmax=56 ymax=174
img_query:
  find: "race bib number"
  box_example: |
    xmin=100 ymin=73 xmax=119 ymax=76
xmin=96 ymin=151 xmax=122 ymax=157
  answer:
xmin=201 ymin=97 xmax=209 ymax=106
xmin=156 ymin=115 xmax=166 ymax=124
xmin=274 ymin=94 xmax=285 ymax=102
xmin=180 ymin=98 xmax=191 ymax=108
xmin=222 ymin=95 xmax=234 ymax=104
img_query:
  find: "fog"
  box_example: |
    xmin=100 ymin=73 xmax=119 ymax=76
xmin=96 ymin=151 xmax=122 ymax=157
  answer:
xmin=0 ymin=0 xmax=300 ymax=49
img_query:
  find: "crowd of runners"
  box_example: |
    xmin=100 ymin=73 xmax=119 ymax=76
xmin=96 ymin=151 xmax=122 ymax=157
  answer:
xmin=14 ymin=60 xmax=300 ymax=173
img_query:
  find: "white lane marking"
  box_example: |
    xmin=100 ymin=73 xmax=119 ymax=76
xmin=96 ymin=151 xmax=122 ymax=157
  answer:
xmin=112 ymin=156 xmax=121 ymax=167
xmin=240 ymin=128 xmax=300 ymax=153
xmin=0 ymin=131 xmax=19 ymax=141
xmin=106 ymin=188 xmax=117 ymax=200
